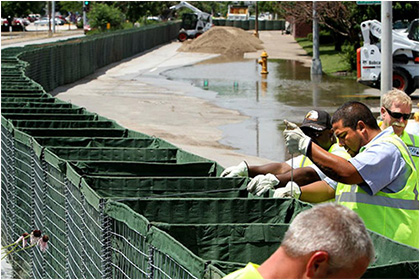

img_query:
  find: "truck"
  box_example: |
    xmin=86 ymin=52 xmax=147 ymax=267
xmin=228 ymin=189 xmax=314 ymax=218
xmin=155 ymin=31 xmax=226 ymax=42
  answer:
xmin=169 ymin=1 xmax=213 ymax=42
xmin=357 ymin=19 xmax=419 ymax=95
xmin=227 ymin=5 xmax=250 ymax=21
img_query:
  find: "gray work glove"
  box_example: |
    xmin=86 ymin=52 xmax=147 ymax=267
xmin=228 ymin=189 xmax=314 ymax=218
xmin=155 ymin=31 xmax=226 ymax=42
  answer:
xmin=220 ymin=161 xmax=249 ymax=177
xmin=273 ymin=181 xmax=301 ymax=199
xmin=247 ymin=173 xmax=280 ymax=196
xmin=283 ymin=120 xmax=311 ymax=155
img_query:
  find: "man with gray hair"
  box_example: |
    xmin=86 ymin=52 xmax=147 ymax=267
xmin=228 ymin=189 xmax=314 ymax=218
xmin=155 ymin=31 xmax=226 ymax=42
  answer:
xmin=223 ymin=204 xmax=375 ymax=279
xmin=379 ymin=88 xmax=418 ymax=170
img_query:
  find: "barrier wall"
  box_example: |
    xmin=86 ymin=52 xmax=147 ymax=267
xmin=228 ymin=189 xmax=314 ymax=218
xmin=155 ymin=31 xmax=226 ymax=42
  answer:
xmin=213 ymin=19 xmax=285 ymax=31
xmin=1 ymin=23 xmax=419 ymax=279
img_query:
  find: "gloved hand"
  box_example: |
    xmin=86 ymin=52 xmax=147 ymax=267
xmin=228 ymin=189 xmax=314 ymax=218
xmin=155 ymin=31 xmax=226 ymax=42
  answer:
xmin=273 ymin=181 xmax=301 ymax=199
xmin=220 ymin=161 xmax=249 ymax=177
xmin=283 ymin=120 xmax=311 ymax=155
xmin=247 ymin=173 xmax=280 ymax=196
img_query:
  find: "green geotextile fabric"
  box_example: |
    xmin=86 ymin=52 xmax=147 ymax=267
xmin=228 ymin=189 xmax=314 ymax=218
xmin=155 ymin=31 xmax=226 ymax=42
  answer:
xmin=10 ymin=120 xmax=118 ymax=129
xmin=105 ymin=201 xmax=149 ymax=238
xmin=18 ymin=127 xmax=128 ymax=137
xmin=69 ymin=161 xmax=218 ymax=177
xmin=1 ymin=97 xmax=55 ymax=103
xmin=1 ymin=113 xmax=98 ymax=120
xmin=46 ymin=147 xmax=179 ymax=162
xmin=2 ymin=101 xmax=71 ymax=108
xmin=147 ymin=226 xmax=207 ymax=279
xmin=119 ymin=198 xmax=312 ymax=224
xmin=1 ymin=107 xmax=85 ymax=114
xmin=83 ymin=176 xmax=248 ymax=198
xmin=34 ymin=137 xmax=173 ymax=148
xmin=151 ymin=223 xmax=288 ymax=265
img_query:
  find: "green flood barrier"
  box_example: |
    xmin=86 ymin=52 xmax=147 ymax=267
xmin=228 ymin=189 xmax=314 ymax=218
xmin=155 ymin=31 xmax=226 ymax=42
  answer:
xmin=69 ymin=161 xmax=220 ymax=177
xmin=10 ymin=120 xmax=119 ymax=129
xmin=34 ymin=136 xmax=175 ymax=148
xmin=2 ymin=113 xmax=98 ymax=120
xmin=118 ymin=197 xmax=312 ymax=224
xmin=18 ymin=127 xmax=128 ymax=137
xmin=84 ymin=176 xmax=249 ymax=198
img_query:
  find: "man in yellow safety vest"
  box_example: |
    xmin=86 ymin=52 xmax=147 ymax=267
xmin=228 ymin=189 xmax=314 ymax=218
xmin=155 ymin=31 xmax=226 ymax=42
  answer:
xmin=283 ymin=101 xmax=419 ymax=248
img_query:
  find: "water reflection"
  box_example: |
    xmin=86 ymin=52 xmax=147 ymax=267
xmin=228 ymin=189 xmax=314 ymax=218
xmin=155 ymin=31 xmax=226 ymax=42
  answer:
xmin=162 ymin=59 xmax=378 ymax=161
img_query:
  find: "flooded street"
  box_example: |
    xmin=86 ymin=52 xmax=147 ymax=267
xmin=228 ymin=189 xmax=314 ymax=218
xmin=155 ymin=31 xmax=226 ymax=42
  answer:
xmin=162 ymin=58 xmax=379 ymax=162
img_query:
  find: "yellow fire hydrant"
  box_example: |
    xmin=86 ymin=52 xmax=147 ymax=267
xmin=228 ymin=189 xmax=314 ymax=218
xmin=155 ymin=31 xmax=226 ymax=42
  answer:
xmin=258 ymin=51 xmax=269 ymax=74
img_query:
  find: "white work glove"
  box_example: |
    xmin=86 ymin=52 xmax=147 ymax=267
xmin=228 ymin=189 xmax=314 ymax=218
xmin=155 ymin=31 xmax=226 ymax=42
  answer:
xmin=220 ymin=161 xmax=249 ymax=177
xmin=273 ymin=181 xmax=301 ymax=199
xmin=283 ymin=120 xmax=311 ymax=155
xmin=247 ymin=173 xmax=280 ymax=196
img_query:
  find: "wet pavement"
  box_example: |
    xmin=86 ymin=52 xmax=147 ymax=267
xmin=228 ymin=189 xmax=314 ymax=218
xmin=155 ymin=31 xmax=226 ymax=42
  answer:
xmin=162 ymin=58 xmax=383 ymax=161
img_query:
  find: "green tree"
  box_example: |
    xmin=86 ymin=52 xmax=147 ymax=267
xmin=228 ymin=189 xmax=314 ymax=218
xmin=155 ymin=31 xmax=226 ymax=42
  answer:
xmin=88 ymin=2 xmax=125 ymax=30
xmin=1 ymin=1 xmax=46 ymax=17
xmin=58 ymin=1 xmax=84 ymax=15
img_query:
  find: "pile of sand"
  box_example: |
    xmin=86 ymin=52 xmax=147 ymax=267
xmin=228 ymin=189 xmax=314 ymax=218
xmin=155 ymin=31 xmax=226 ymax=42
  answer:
xmin=178 ymin=26 xmax=264 ymax=57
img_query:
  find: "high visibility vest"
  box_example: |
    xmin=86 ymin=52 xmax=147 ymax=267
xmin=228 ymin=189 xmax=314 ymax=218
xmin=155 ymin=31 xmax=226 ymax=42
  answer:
xmin=223 ymin=263 xmax=263 ymax=279
xmin=336 ymin=134 xmax=419 ymax=248
xmin=400 ymin=131 xmax=419 ymax=172
xmin=299 ymin=143 xmax=350 ymax=167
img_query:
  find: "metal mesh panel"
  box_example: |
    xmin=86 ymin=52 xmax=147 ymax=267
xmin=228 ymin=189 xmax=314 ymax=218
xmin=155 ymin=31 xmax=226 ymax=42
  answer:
xmin=42 ymin=161 xmax=68 ymax=279
xmin=1 ymin=125 xmax=15 ymax=247
xmin=109 ymin=219 xmax=149 ymax=279
xmin=149 ymin=247 xmax=197 ymax=279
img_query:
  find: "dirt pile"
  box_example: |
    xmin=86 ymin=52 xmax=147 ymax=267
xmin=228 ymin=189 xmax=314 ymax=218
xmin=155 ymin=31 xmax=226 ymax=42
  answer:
xmin=178 ymin=26 xmax=264 ymax=57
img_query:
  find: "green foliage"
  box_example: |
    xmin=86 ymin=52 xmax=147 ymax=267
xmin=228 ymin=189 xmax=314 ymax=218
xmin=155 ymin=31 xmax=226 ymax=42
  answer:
xmin=1 ymin=1 xmax=46 ymax=17
xmin=340 ymin=43 xmax=357 ymax=72
xmin=58 ymin=1 xmax=83 ymax=15
xmin=88 ymin=3 xmax=125 ymax=31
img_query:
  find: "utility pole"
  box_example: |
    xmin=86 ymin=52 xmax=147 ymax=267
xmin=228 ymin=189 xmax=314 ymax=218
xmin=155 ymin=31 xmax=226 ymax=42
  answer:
xmin=254 ymin=1 xmax=259 ymax=38
xmin=311 ymin=1 xmax=322 ymax=76
xmin=47 ymin=1 xmax=52 ymax=37
xmin=52 ymin=1 xmax=56 ymax=34
xmin=380 ymin=1 xmax=393 ymax=107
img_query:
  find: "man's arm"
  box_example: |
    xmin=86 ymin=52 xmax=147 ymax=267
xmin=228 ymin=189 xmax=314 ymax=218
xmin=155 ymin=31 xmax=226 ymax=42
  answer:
xmin=248 ymin=162 xmax=292 ymax=177
xmin=273 ymin=167 xmax=320 ymax=188
xmin=308 ymin=143 xmax=364 ymax=184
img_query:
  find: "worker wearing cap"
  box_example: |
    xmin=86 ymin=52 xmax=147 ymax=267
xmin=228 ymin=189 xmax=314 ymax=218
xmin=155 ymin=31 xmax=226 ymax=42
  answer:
xmin=378 ymin=89 xmax=418 ymax=171
xmin=221 ymin=110 xmax=350 ymax=203
xmin=283 ymin=101 xmax=418 ymax=248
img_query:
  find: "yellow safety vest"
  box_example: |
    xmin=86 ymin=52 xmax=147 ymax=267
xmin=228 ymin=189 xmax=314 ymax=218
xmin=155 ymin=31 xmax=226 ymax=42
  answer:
xmin=299 ymin=143 xmax=350 ymax=167
xmin=223 ymin=263 xmax=263 ymax=279
xmin=336 ymin=134 xmax=419 ymax=248
xmin=400 ymin=131 xmax=419 ymax=172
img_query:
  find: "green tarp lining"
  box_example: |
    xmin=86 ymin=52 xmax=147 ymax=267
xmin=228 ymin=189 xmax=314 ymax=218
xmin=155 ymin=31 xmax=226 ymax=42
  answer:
xmin=2 ymin=102 xmax=74 ymax=108
xmin=1 ymin=113 xmax=98 ymax=121
xmin=1 ymin=107 xmax=85 ymax=114
xmin=11 ymin=120 xmax=119 ymax=129
xmin=18 ymin=128 xmax=128 ymax=137
xmin=84 ymin=176 xmax=249 ymax=198
xmin=118 ymin=198 xmax=312 ymax=224
xmin=69 ymin=161 xmax=218 ymax=177
xmin=47 ymin=147 xmax=179 ymax=162
xmin=34 ymin=137 xmax=174 ymax=148
xmin=147 ymin=226 xmax=207 ymax=279
xmin=1 ymin=93 xmax=48 ymax=98
xmin=1 ymin=97 xmax=55 ymax=102
xmin=151 ymin=223 xmax=287 ymax=265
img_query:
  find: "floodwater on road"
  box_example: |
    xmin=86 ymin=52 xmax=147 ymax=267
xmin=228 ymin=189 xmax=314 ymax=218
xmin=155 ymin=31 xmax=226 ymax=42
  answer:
xmin=162 ymin=58 xmax=379 ymax=162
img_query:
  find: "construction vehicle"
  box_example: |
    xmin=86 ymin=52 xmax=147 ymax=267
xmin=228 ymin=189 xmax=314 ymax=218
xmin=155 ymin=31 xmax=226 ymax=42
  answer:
xmin=227 ymin=5 xmax=250 ymax=20
xmin=357 ymin=19 xmax=419 ymax=95
xmin=169 ymin=1 xmax=213 ymax=42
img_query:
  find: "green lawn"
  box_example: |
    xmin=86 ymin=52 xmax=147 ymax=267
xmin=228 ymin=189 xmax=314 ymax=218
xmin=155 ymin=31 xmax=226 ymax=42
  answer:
xmin=296 ymin=38 xmax=354 ymax=77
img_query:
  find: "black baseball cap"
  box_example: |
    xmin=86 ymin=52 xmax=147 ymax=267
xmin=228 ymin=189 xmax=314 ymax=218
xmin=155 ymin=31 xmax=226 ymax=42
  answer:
xmin=300 ymin=110 xmax=332 ymax=131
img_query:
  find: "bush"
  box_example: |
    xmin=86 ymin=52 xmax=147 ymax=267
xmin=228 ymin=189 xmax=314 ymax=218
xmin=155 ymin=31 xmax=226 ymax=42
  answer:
xmin=88 ymin=3 xmax=125 ymax=31
xmin=306 ymin=30 xmax=334 ymax=44
xmin=340 ymin=43 xmax=357 ymax=72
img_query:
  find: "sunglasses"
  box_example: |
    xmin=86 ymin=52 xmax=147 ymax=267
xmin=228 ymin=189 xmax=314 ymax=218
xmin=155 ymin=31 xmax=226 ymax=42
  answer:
xmin=303 ymin=129 xmax=324 ymax=139
xmin=385 ymin=107 xmax=412 ymax=120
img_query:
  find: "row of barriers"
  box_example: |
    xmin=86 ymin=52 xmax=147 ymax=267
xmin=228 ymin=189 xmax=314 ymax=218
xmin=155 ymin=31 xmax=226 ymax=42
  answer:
xmin=1 ymin=22 xmax=419 ymax=279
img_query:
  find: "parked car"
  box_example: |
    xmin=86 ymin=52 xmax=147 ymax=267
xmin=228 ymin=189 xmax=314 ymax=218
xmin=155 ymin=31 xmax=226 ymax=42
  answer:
xmin=14 ymin=17 xmax=30 ymax=26
xmin=34 ymin=17 xmax=64 ymax=26
xmin=27 ymin=14 xmax=41 ymax=22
